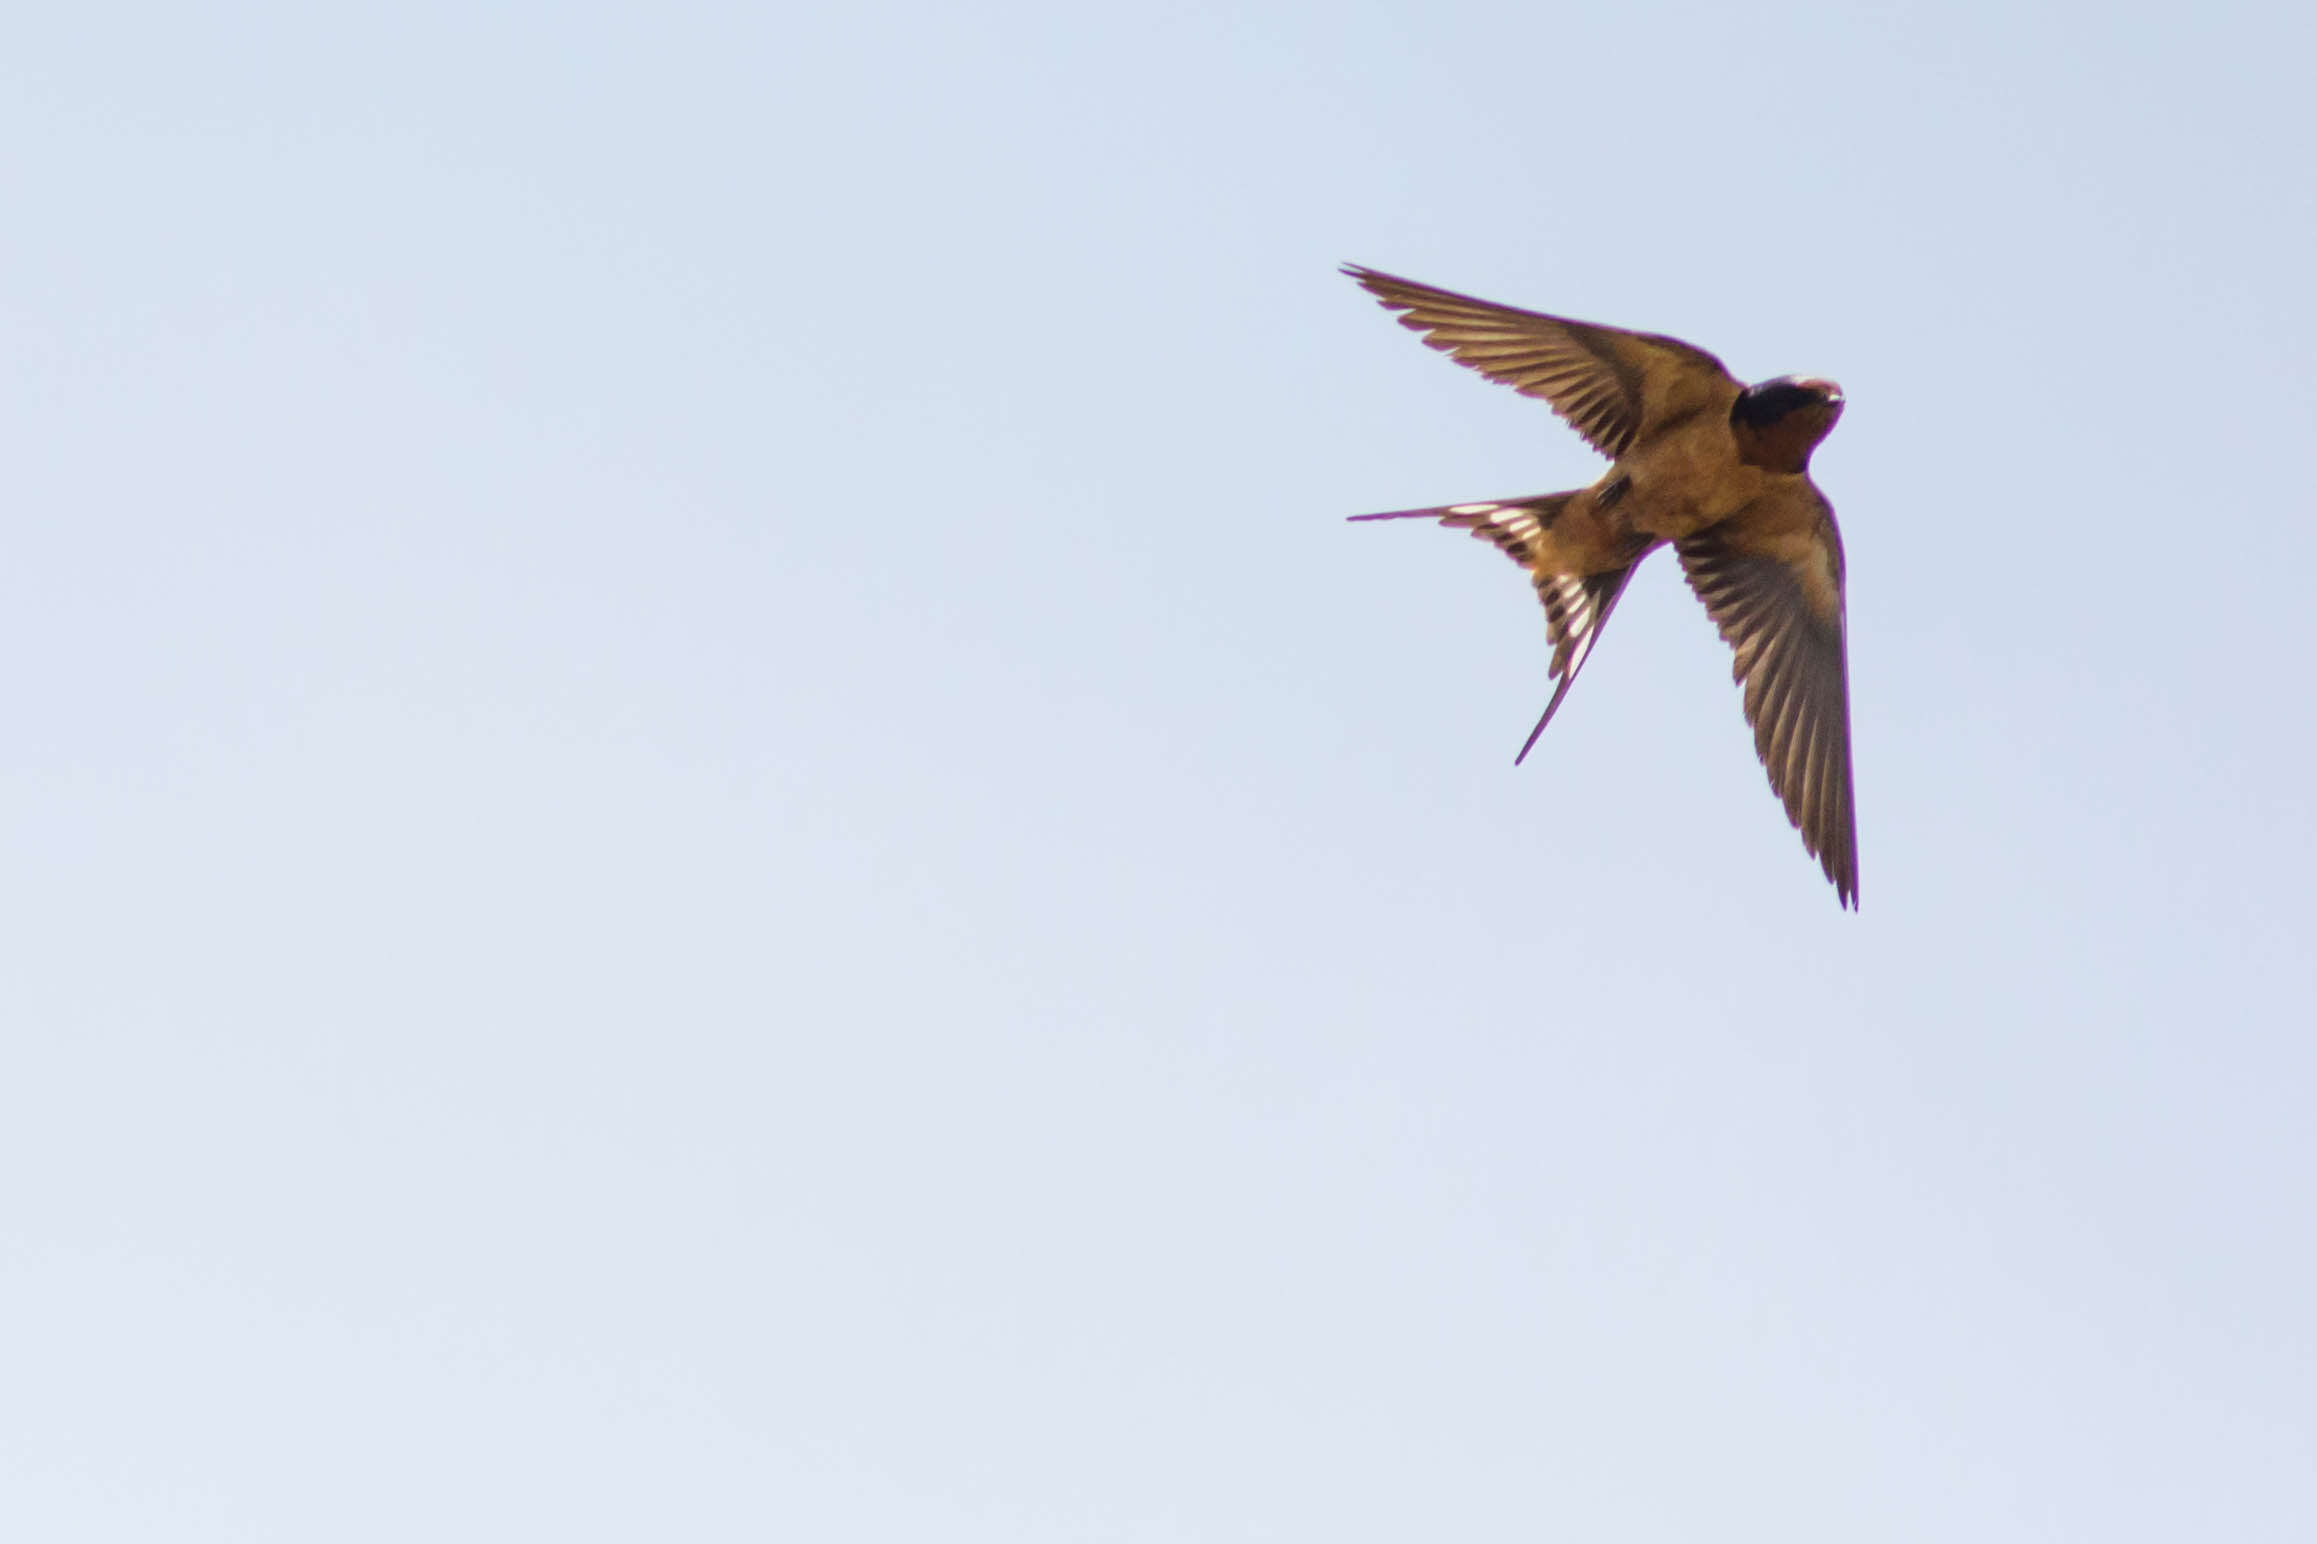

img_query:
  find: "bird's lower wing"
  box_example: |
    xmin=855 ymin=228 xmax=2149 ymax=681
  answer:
xmin=1675 ymin=491 xmax=1858 ymax=906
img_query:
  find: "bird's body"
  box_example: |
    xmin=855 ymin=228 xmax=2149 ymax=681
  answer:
xmin=1345 ymin=264 xmax=1859 ymax=907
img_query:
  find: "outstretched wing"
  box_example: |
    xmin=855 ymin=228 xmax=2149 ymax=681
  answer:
xmin=1344 ymin=265 xmax=1739 ymax=461
xmin=1675 ymin=484 xmax=1859 ymax=907
xmin=1351 ymin=495 xmax=1650 ymax=762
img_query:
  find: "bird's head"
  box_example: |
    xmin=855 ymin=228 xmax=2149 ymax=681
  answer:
xmin=1731 ymin=376 xmax=1845 ymax=474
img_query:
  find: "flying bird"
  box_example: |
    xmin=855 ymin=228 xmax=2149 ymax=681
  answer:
xmin=1345 ymin=264 xmax=1859 ymax=907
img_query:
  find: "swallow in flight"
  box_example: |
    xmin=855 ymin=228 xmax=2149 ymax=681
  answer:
xmin=1346 ymin=264 xmax=1858 ymax=907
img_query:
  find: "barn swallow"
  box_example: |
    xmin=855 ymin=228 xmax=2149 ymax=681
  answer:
xmin=1345 ymin=264 xmax=1858 ymax=907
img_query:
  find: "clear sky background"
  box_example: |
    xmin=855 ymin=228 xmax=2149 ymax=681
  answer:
xmin=5 ymin=2 xmax=2313 ymax=1539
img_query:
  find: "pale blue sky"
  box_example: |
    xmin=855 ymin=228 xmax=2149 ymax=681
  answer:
xmin=4 ymin=2 xmax=2313 ymax=1539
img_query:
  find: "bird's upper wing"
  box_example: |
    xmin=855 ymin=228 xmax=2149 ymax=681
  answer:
xmin=1345 ymin=265 xmax=1739 ymax=461
xmin=1675 ymin=484 xmax=1859 ymax=907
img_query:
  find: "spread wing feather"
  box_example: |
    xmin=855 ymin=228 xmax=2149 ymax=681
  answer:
xmin=1676 ymin=489 xmax=1859 ymax=906
xmin=1344 ymin=265 xmax=1739 ymax=460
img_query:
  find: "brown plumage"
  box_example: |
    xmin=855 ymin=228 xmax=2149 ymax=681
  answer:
xmin=1346 ymin=264 xmax=1859 ymax=908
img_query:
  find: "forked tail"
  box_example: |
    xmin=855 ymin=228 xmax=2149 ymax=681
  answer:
xmin=1349 ymin=492 xmax=1578 ymax=571
xmin=1351 ymin=493 xmax=1646 ymax=762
